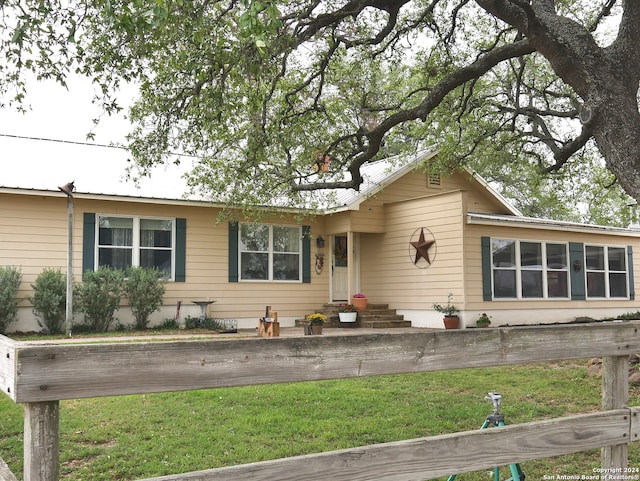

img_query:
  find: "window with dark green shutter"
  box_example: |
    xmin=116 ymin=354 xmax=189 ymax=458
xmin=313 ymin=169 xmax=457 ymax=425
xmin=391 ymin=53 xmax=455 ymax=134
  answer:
xmin=83 ymin=213 xmax=186 ymax=282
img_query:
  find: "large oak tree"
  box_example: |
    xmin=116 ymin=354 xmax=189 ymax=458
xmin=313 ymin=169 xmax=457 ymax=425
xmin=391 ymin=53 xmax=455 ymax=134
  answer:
xmin=1 ymin=1 xmax=638 ymax=223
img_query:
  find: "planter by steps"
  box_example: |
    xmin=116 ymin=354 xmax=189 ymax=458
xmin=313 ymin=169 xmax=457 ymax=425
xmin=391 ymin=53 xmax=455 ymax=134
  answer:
xmin=351 ymin=296 xmax=368 ymax=311
xmin=338 ymin=312 xmax=357 ymax=323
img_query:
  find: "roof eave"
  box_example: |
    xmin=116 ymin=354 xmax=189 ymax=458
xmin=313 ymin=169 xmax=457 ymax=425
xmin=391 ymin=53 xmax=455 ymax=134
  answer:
xmin=467 ymin=212 xmax=640 ymax=237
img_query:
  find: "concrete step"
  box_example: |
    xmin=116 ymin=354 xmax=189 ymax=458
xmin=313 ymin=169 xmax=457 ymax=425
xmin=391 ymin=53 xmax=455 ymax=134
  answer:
xmin=360 ymin=319 xmax=413 ymax=329
xmin=297 ymin=303 xmax=411 ymax=329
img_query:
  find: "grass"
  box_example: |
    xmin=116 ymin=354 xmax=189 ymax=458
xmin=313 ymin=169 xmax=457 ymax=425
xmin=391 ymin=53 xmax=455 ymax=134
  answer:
xmin=0 ymin=357 xmax=638 ymax=481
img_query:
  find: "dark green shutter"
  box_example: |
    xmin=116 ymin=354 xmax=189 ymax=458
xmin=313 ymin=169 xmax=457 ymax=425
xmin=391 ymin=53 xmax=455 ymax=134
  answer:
xmin=228 ymin=221 xmax=239 ymax=282
xmin=481 ymin=236 xmax=492 ymax=301
xmin=569 ymin=242 xmax=585 ymax=300
xmin=302 ymin=226 xmax=311 ymax=283
xmin=82 ymin=213 xmax=96 ymax=276
xmin=628 ymin=246 xmax=635 ymax=300
xmin=175 ymin=218 xmax=186 ymax=282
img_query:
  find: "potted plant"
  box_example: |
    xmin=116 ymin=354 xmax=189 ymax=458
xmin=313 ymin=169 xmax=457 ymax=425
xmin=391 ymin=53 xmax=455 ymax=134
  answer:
xmin=476 ymin=312 xmax=492 ymax=328
xmin=432 ymin=293 xmax=459 ymax=329
xmin=351 ymin=293 xmax=368 ymax=311
xmin=338 ymin=304 xmax=357 ymax=324
xmin=306 ymin=313 xmax=327 ymax=335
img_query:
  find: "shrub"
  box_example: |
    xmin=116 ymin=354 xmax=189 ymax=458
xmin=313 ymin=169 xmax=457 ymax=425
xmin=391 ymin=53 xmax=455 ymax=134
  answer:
xmin=123 ymin=267 xmax=166 ymax=330
xmin=159 ymin=317 xmax=179 ymax=330
xmin=0 ymin=266 xmax=22 ymax=334
xmin=75 ymin=267 xmax=124 ymax=332
xmin=29 ymin=268 xmax=67 ymax=334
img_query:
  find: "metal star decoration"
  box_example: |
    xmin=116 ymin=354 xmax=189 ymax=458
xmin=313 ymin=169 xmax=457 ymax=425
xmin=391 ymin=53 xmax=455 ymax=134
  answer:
xmin=411 ymin=228 xmax=435 ymax=265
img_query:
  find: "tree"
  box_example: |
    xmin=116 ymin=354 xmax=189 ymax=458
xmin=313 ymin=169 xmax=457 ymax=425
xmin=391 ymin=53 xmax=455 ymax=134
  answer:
xmin=1 ymin=1 xmax=638 ymax=223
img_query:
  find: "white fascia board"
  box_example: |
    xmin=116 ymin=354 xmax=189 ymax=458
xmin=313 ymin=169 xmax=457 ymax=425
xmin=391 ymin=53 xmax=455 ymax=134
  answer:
xmin=467 ymin=212 xmax=640 ymax=237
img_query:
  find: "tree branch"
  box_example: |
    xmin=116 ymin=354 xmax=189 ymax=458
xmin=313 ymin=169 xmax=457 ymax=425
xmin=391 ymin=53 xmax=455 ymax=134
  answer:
xmin=291 ymin=37 xmax=535 ymax=191
xmin=611 ymin=0 xmax=640 ymax=79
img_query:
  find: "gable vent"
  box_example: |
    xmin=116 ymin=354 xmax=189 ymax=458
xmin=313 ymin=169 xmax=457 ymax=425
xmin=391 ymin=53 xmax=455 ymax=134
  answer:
xmin=428 ymin=172 xmax=441 ymax=187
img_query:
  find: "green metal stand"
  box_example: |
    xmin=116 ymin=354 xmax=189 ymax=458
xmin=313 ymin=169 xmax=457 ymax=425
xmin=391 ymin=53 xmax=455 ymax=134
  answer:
xmin=446 ymin=393 xmax=525 ymax=481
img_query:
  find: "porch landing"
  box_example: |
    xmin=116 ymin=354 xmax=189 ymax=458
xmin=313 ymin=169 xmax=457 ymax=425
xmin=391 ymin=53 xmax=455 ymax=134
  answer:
xmin=296 ymin=303 xmax=412 ymax=329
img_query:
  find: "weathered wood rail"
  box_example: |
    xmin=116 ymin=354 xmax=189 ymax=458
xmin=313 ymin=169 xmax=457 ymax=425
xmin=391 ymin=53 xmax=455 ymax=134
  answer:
xmin=1 ymin=321 xmax=639 ymax=481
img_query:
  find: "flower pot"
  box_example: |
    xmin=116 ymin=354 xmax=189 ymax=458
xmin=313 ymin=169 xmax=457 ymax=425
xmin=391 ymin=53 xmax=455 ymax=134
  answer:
xmin=311 ymin=324 xmax=323 ymax=335
xmin=352 ymin=297 xmax=368 ymax=311
xmin=477 ymin=322 xmax=490 ymax=328
xmin=443 ymin=315 xmax=460 ymax=329
xmin=339 ymin=312 xmax=357 ymax=323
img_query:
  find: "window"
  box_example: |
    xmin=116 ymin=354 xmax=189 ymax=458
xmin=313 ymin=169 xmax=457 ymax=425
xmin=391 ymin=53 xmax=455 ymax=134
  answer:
xmin=97 ymin=215 xmax=174 ymax=278
xmin=491 ymin=239 xmax=569 ymax=299
xmin=585 ymin=245 xmax=628 ymax=298
xmin=239 ymin=223 xmax=302 ymax=281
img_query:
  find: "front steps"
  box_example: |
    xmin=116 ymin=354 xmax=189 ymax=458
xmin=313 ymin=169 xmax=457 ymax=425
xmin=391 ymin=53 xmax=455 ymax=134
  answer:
xmin=297 ymin=303 xmax=412 ymax=329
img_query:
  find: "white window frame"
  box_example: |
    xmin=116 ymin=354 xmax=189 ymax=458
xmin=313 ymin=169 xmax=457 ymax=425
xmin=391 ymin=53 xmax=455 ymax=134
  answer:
xmin=238 ymin=223 xmax=302 ymax=282
xmin=584 ymin=244 xmax=629 ymax=299
xmin=491 ymin=238 xmax=570 ymax=300
xmin=95 ymin=214 xmax=176 ymax=280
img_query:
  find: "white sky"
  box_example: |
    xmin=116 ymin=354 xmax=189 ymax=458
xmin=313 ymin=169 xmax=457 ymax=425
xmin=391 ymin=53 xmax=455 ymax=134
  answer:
xmin=0 ymin=76 xmax=192 ymax=199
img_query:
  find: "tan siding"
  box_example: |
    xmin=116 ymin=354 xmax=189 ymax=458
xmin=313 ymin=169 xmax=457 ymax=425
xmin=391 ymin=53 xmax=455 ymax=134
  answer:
xmin=1 ymin=194 xmax=69 ymax=305
xmin=360 ymin=191 xmax=465 ymax=309
xmin=1 ymin=194 xmax=330 ymax=325
xmin=455 ymin=171 xmax=512 ymax=214
xmin=349 ymin=198 xmax=386 ymax=233
xmin=325 ymin=211 xmax=352 ymax=235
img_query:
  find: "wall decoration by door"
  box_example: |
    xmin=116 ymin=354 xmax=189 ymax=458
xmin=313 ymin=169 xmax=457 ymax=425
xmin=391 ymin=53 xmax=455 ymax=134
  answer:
xmin=409 ymin=227 xmax=437 ymax=268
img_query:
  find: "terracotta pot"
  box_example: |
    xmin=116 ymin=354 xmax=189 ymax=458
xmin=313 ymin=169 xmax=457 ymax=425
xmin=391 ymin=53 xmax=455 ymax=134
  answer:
xmin=351 ymin=297 xmax=368 ymax=311
xmin=443 ymin=315 xmax=460 ymax=329
xmin=311 ymin=324 xmax=323 ymax=335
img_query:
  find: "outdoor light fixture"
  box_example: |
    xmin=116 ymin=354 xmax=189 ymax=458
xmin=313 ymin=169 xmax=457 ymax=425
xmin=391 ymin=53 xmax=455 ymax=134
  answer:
xmin=58 ymin=181 xmax=75 ymax=198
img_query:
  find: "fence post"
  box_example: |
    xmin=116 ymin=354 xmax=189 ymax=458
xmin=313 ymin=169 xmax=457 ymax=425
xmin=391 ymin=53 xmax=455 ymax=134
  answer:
xmin=24 ymin=401 xmax=59 ymax=481
xmin=601 ymin=355 xmax=629 ymax=468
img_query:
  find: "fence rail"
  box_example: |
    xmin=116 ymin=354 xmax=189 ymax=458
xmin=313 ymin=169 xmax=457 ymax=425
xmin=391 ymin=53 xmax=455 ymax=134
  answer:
xmin=1 ymin=321 xmax=639 ymax=481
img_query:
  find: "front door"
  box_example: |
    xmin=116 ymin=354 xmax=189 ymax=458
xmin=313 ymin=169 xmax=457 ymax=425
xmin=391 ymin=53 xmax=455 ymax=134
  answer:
xmin=332 ymin=235 xmax=348 ymax=301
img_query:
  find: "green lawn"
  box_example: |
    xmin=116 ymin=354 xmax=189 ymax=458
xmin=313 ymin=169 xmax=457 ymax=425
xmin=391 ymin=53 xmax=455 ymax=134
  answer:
xmin=0 ymin=359 xmax=638 ymax=480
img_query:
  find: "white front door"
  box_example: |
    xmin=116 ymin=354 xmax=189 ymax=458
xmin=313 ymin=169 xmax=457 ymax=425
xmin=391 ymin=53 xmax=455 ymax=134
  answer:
xmin=332 ymin=235 xmax=348 ymax=301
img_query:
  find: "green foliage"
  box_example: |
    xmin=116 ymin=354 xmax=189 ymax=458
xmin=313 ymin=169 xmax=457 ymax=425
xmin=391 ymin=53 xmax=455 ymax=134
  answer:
xmin=123 ymin=267 xmax=166 ymax=330
xmin=1 ymin=1 xmax=637 ymax=220
xmin=0 ymin=266 xmax=21 ymax=334
xmin=159 ymin=317 xmax=179 ymax=330
xmin=28 ymin=268 xmax=67 ymax=334
xmin=305 ymin=313 xmax=326 ymax=325
xmin=432 ymin=292 xmax=458 ymax=316
xmin=75 ymin=268 xmax=124 ymax=332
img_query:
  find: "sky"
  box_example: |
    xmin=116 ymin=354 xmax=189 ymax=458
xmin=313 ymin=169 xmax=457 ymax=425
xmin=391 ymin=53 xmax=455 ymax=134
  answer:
xmin=0 ymin=76 xmax=192 ymax=199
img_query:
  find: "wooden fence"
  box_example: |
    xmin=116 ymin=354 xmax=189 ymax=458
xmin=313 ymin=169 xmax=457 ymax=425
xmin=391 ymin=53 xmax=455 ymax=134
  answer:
xmin=1 ymin=321 xmax=639 ymax=481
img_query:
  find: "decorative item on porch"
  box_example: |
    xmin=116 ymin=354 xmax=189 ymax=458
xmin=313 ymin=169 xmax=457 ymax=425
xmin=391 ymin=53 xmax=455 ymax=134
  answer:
xmin=258 ymin=305 xmax=280 ymax=337
xmin=476 ymin=312 xmax=492 ymax=328
xmin=306 ymin=312 xmax=327 ymax=335
xmin=351 ymin=293 xmax=368 ymax=311
xmin=432 ymin=293 xmax=459 ymax=329
xmin=338 ymin=304 xmax=357 ymax=324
